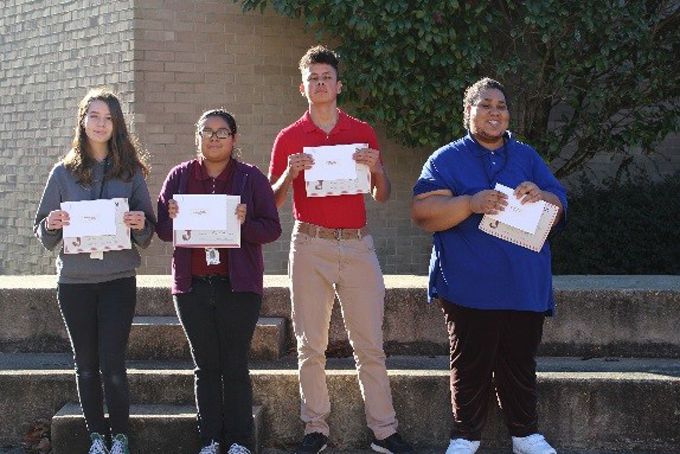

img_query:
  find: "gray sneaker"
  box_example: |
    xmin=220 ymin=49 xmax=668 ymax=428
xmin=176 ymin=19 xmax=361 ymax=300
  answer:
xmin=198 ymin=440 xmax=220 ymax=454
xmin=89 ymin=432 xmax=109 ymax=454
xmin=227 ymin=443 xmax=251 ymax=454
xmin=110 ymin=434 xmax=130 ymax=454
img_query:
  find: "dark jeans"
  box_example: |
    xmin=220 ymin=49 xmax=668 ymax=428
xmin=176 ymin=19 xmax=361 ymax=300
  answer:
xmin=441 ymin=299 xmax=545 ymax=441
xmin=57 ymin=276 xmax=137 ymax=436
xmin=174 ymin=276 xmax=262 ymax=448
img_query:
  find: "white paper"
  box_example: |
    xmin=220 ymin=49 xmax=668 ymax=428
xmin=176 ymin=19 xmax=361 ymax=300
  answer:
xmin=304 ymin=144 xmax=366 ymax=181
xmin=61 ymin=199 xmax=116 ymax=237
xmin=305 ymin=162 xmax=371 ymax=197
xmin=489 ymin=183 xmax=545 ymax=234
xmin=173 ymin=195 xmax=241 ymax=248
xmin=63 ymin=198 xmax=132 ymax=254
xmin=173 ymin=194 xmax=231 ymax=230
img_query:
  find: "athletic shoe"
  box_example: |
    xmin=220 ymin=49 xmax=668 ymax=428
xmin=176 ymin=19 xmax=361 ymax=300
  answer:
xmin=295 ymin=432 xmax=328 ymax=453
xmin=88 ymin=433 xmax=109 ymax=454
xmin=444 ymin=438 xmax=481 ymax=454
xmin=198 ymin=440 xmax=220 ymax=454
xmin=512 ymin=433 xmax=557 ymax=454
xmin=110 ymin=434 xmax=130 ymax=454
xmin=370 ymin=432 xmax=414 ymax=453
xmin=227 ymin=443 xmax=251 ymax=454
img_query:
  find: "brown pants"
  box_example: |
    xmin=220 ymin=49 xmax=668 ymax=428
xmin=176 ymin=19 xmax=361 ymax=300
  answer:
xmin=441 ymin=299 xmax=545 ymax=441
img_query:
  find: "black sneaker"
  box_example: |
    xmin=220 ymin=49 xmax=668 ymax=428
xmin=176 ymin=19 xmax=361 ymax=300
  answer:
xmin=294 ymin=432 xmax=328 ymax=453
xmin=370 ymin=432 xmax=414 ymax=454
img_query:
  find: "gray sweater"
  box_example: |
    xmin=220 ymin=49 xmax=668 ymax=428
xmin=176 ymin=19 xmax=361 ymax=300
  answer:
xmin=33 ymin=159 xmax=156 ymax=283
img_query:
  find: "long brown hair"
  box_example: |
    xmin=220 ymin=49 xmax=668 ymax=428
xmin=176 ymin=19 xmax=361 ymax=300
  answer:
xmin=64 ymin=88 xmax=149 ymax=184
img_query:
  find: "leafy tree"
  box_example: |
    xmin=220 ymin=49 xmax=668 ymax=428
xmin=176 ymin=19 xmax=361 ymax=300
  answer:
xmin=235 ymin=0 xmax=679 ymax=176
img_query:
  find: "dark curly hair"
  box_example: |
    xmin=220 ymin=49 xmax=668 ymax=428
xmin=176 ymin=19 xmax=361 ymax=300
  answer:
xmin=462 ymin=77 xmax=508 ymax=130
xmin=299 ymin=45 xmax=340 ymax=78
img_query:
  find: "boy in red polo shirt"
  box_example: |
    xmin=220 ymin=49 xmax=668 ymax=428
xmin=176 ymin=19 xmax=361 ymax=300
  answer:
xmin=268 ymin=45 xmax=413 ymax=454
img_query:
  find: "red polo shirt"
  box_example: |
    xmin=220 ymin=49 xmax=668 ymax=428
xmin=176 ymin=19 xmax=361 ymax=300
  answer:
xmin=269 ymin=109 xmax=380 ymax=228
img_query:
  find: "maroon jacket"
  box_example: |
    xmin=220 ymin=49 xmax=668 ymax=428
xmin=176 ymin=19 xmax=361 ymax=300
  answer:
xmin=156 ymin=159 xmax=281 ymax=295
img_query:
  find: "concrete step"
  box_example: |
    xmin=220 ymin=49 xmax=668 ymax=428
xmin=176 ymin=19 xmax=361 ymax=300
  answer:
xmin=1 ymin=354 xmax=678 ymax=452
xmin=128 ymin=316 xmax=287 ymax=360
xmin=1 ymin=275 xmax=679 ymax=358
xmin=260 ymin=450 xmax=676 ymax=454
xmin=51 ymin=402 xmax=262 ymax=454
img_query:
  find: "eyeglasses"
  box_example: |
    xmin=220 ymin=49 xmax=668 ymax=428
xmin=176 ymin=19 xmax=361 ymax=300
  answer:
xmin=199 ymin=128 xmax=233 ymax=140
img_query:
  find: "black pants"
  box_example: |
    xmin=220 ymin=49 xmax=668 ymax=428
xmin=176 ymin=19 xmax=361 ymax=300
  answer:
xmin=441 ymin=299 xmax=545 ymax=441
xmin=174 ymin=276 xmax=262 ymax=448
xmin=57 ymin=276 xmax=137 ymax=436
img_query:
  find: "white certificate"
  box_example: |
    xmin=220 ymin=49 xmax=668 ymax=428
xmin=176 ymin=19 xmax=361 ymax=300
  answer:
xmin=61 ymin=199 xmax=116 ymax=237
xmin=304 ymin=144 xmax=360 ymax=181
xmin=489 ymin=183 xmax=545 ymax=234
xmin=173 ymin=194 xmax=229 ymax=230
xmin=63 ymin=198 xmax=132 ymax=254
xmin=305 ymin=163 xmax=371 ymax=197
xmin=173 ymin=195 xmax=241 ymax=248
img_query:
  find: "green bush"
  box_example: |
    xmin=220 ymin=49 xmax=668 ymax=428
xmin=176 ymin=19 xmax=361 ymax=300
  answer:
xmin=551 ymin=172 xmax=679 ymax=274
xmin=236 ymin=0 xmax=680 ymax=177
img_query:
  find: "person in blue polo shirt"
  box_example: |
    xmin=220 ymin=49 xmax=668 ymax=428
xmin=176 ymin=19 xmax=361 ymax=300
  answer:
xmin=411 ymin=78 xmax=567 ymax=454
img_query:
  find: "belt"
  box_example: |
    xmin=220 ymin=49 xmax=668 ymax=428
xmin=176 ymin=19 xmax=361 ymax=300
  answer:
xmin=192 ymin=275 xmax=229 ymax=284
xmin=295 ymin=221 xmax=369 ymax=241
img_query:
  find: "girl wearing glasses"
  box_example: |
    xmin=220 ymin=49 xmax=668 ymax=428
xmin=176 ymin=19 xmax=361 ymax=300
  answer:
xmin=156 ymin=109 xmax=281 ymax=454
xmin=33 ymin=88 xmax=155 ymax=454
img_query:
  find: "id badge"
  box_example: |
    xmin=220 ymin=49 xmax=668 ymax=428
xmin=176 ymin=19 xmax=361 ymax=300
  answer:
xmin=205 ymin=247 xmax=220 ymax=265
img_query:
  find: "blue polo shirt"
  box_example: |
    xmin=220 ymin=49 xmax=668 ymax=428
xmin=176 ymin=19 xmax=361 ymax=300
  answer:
xmin=413 ymin=133 xmax=567 ymax=314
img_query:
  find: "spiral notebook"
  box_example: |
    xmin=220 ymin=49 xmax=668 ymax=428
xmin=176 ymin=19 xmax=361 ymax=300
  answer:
xmin=478 ymin=202 xmax=559 ymax=252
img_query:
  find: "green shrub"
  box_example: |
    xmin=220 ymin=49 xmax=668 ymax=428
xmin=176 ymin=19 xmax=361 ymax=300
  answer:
xmin=236 ymin=0 xmax=680 ymax=177
xmin=551 ymin=172 xmax=679 ymax=274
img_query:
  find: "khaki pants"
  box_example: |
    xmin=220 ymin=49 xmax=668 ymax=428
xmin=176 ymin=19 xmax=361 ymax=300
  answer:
xmin=288 ymin=224 xmax=398 ymax=439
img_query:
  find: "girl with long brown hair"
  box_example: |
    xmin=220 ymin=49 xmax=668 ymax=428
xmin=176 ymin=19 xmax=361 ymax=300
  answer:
xmin=34 ymin=88 xmax=156 ymax=454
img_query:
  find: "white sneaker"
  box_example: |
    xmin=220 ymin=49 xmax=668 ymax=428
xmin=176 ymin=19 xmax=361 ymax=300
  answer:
xmin=227 ymin=443 xmax=251 ymax=454
xmin=198 ymin=440 xmax=220 ymax=454
xmin=445 ymin=438 xmax=480 ymax=454
xmin=512 ymin=433 xmax=557 ymax=454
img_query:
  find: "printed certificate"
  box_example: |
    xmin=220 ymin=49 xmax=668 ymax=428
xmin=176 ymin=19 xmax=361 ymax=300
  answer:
xmin=63 ymin=198 xmax=131 ymax=254
xmin=173 ymin=194 xmax=241 ymax=248
xmin=304 ymin=143 xmax=371 ymax=197
xmin=61 ymin=199 xmax=116 ymax=237
xmin=488 ymin=183 xmax=544 ymax=234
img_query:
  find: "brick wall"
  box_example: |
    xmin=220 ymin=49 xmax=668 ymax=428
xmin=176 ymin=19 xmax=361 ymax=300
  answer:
xmin=3 ymin=0 xmax=677 ymax=276
xmin=132 ymin=0 xmax=433 ymax=275
xmin=0 ymin=0 xmax=136 ymax=274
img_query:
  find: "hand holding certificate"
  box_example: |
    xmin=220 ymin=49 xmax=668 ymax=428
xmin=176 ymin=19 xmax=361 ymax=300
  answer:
xmin=303 ymin=143 xmax=371 ymax=197
xmin=488 ymin=183 xmax=544 ymax=234
xmin=62 ymin=198 xmax=132 ymax=254
xmin=173 ymin=194 xmax=241 ymax=248
xmin=478 ymin=184 xmax=558 ymax=252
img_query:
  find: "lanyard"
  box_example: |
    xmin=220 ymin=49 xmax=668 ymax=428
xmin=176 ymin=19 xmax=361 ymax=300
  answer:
xmin=96 ymin=157 xmax=109 ymax=199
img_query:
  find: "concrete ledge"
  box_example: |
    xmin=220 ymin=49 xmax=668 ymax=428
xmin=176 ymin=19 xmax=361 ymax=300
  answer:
xmin=128 ymin=316 xmax=286 ymax=361
xmin=1 ymin=362 xmax=678 ymax=451
xmin=51 ymin=403 xmax=262 ymax=454
xmin=1 ymin=275 xmax=679 ymax=358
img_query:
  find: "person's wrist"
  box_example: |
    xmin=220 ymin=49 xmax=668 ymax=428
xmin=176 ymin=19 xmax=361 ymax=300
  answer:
xmin=44 ymin=218 xmax=56 ymax=232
